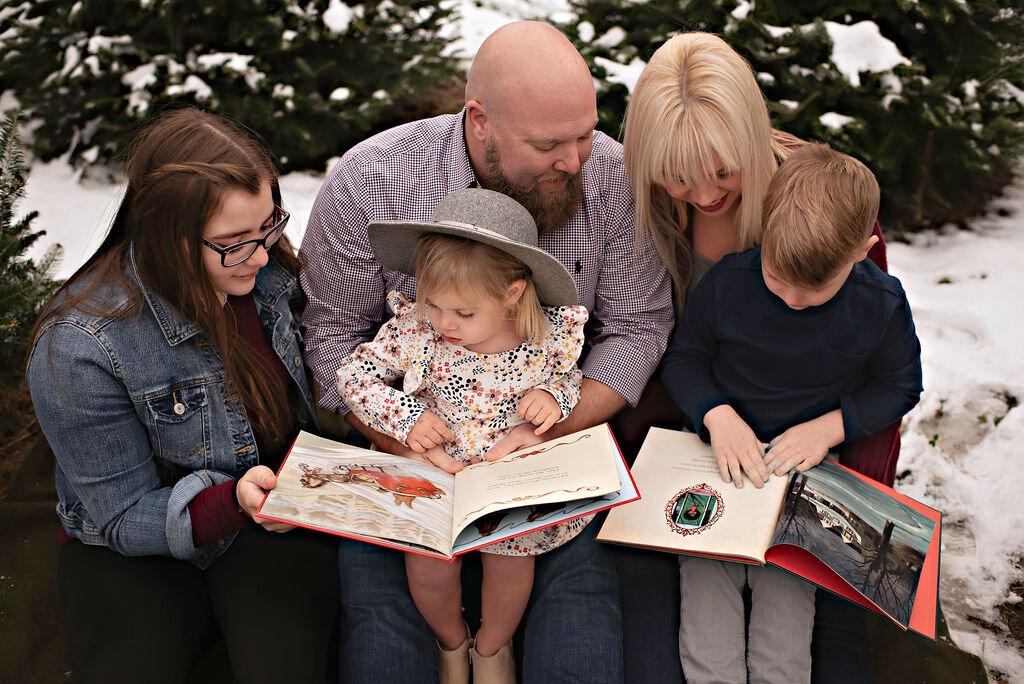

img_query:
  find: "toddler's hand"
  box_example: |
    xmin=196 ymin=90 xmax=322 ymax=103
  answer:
xmin=704 ymin=405 xmax=768 ymax=489
xmin=406 ymin=411 xmax=454 ymax=453
xmin=518 ymin=389 xmax=563 ymax=435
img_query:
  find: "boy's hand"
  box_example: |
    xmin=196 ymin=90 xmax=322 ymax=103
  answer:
xmin=406 ymin=411 xmax=454 ymax=453
xmin=518 ymin=389 xmax=562 ymax=435
xmin=764 ymin=410 xmax=844 ymax=476
xmin=704 ymin=405 xmax=769 ymax=489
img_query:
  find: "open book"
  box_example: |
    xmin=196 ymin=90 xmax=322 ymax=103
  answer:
xmin=597 ymin=428 xmax=941 ymax=639
xmin=256 ymin=424 xmax=638 ymax=560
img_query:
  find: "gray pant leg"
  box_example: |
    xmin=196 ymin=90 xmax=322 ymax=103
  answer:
xmin=747 ymin=566 xmax=815 ymax=684
xmin=678 ymin=556 xmax=748 ymax=684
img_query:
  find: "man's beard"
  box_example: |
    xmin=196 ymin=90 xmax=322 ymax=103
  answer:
xmin=481 ymin=140 xmax=583 ymax=234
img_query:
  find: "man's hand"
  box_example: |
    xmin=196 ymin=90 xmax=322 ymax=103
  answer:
xmin=406 ymin=410 xmax=455 ymax=453
xmin=483 ymin=423 xmax=545 ymax=462
xmin=237 ymin=466 xmax=294 ymax=532
xmin=409 ymin=445 xmax=465 ymax=474
xmin=344 ymin=412 xmax=462 ymax=472
xmin=764 ymin=410 xmax=844 ymax=476
xmin=704 ymin=405 xmax=769 ymax=489
xmin=518 ymin=389 xmax=562 ymax=435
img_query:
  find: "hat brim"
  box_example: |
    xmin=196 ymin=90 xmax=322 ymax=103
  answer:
xmin=367 ymin=220 xmax=579 ymax=307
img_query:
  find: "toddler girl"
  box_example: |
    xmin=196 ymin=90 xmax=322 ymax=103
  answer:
xmin=337 ymin=188 xmax=589 ymax=684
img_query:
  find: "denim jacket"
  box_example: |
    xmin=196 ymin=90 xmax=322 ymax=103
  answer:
xmin=27 ymin=247 xmax=315 ymax=568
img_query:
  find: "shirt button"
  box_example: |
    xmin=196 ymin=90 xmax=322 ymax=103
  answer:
xmin=173 ymin=402 xmax=186 ymax=415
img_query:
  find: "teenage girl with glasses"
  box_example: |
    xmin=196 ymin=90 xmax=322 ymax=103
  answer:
xmin=26 ymin=107 xmax=337 ymax=683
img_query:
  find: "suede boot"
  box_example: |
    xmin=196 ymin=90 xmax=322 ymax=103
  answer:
xmin=470 ymin=642 xmax=515 ymax=684
xmin=438 ymin=634 xmax=471 ymax=684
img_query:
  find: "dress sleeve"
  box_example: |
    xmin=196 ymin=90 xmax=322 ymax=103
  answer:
xmin=336 ymin=295 xmax=430 ymax=444
xmin=533 ymin=305 xmax=588 ymax=420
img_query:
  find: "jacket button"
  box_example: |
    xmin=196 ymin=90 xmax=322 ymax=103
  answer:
xmin=173 ymin=402 xmax=186 ymax=415
xmin=293 ymin=356 xmax=302 ymax=366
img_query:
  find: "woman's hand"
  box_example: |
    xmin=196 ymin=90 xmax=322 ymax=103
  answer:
xmin=237 ymin=466 xmax=294 ymax=532
xmin=518 ymin=389 xmax=562 ymax=435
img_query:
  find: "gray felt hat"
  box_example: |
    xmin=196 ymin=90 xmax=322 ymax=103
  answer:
xmin=367 ymin=188 xmax=579 ymax=306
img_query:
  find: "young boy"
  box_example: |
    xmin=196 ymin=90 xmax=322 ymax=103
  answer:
xmin=662 ymin=142 xmax=923 ymax=684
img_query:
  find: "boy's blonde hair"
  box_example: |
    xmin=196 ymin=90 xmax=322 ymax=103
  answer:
xmin=761 ymin=143 xmax=880 ymax=287
xmin=414 ymin=234 xmax=549 ymax=342
xmin=623 ymin=32 xmax=783 ymax=311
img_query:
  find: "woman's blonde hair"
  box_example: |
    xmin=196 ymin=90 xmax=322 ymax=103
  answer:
xmin=623 ymin=32 xmax=783 ymax=312
xmin=414 ymin=234 xmax=549 ymax=343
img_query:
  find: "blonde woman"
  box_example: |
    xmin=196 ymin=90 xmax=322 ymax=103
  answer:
xmin=621 ymin=32 xmax=894 ymax=484
xmin=620 ymin=31 xmax=900 ymax=684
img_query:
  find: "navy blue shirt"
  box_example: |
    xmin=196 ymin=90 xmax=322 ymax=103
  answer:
xmin=662 ymin=247 xmax=922 ymax=444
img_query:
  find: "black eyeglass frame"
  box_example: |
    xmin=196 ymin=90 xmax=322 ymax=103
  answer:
xmin=203 ymin=207 xmax=290 ymax=267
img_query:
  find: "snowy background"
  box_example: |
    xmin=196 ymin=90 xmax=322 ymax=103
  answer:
xmin=7 ymin=0 xmax=1023 ymax=680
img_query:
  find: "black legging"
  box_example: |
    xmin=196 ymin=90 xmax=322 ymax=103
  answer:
xmin=58 ymin=526 xmax=339 ymax=684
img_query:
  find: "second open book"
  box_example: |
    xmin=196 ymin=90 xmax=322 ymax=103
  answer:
xmin=597 ymin=428 xmax=942 ymax=639
xmin=256 ymin=424 xmax=637 ymax=560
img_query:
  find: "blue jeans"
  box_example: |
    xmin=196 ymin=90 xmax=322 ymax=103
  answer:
xmin=337 ymin=520 xmax=623 ymax=683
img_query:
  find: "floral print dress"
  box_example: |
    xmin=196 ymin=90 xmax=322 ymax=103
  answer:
xmin=338 ymin=292 xmax=592 ymax=555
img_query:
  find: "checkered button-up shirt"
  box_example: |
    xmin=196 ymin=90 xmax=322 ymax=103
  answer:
xmin=299 ymin=111 xmax=674 ymax=414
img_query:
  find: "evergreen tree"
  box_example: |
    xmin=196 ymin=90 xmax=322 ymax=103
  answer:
xmin=0 ymin=0 xmax=462 ymax=172
xmin=562 ymin=0 xmax=1024 ymax=231
xmin=0 ymin=110 xmax=61 ymax=388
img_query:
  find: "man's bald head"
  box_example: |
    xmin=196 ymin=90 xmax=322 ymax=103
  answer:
xmin=465 ymin=21 xmax=594 ymax=120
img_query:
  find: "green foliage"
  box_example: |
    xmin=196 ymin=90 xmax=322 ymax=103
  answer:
xmin=0 ymin=0 xmax=462 ymax=171
xmin=0 ymin=110 xmax=61 ymax=387
xmin=561 ymin=0 xmax=1024 ymax=231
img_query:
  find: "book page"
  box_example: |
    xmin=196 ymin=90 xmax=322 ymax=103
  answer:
xmin=767 ymin=458 xmax=938 ymax=631
xmin=258 ymin=431 xmax=458 ymax=555
xmin=597 ymin=428 xmax=787 ymax=562
xmin=450 ymin=434 xmax=639 ymax=554
xmin=449 ymin=425 xmax=623 ymax=539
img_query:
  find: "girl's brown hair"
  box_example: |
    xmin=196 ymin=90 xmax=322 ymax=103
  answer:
xmin=34 ymin=107 xmax=299 ymax=447
xmin=413 ymin=234 xmax=549 ymax=343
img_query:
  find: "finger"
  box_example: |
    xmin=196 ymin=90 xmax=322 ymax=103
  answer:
xmin=425 ymin=450 xmax=464 ymax=474
xmin=728 ymin=456 xmax=744 ymax=489
xmin=485 ymin=441 xmax=517 ymax=462
xmin=407 ymin=437 xmax=426 ymax=453
xmin=534 ymin=414 xmax=557 ymax=435
xmin=714 ymin=453 xmax=732 ymax=484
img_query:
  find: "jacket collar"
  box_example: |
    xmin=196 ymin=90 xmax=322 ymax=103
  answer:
xmin=127 ymin=244 xmax=297 ymax=347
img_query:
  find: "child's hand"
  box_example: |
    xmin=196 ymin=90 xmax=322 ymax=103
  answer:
xmin=406 ymin=411 xmax=455 ymax=453
xmin=764 ymin=410 xmax=844 ymax=476
xmin=518 ymin=389 xmax=563 ymax=435
xmin=704 ymin=405 xmax=769 ymax=489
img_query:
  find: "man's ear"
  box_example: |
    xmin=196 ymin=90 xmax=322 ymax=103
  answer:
xmin=465 ymin=99 xmax=489 ymax=143
xmin=856 ymin=234 xmax=880 ymax=262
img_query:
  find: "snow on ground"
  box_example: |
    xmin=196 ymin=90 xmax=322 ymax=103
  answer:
xmin=888 ymin=180 xmax=1024 ymax=680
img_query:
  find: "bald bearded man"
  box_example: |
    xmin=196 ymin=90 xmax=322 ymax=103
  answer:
xmin=300 ymin=21 xmax=674 ymax=683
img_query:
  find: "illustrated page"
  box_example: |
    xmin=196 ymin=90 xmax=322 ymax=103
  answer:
xmin=259 ymin=431 xmax=458 ymax=554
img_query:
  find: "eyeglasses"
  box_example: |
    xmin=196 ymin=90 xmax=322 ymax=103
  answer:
xmin=203 ymin=206 xmax=290 ymax=267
